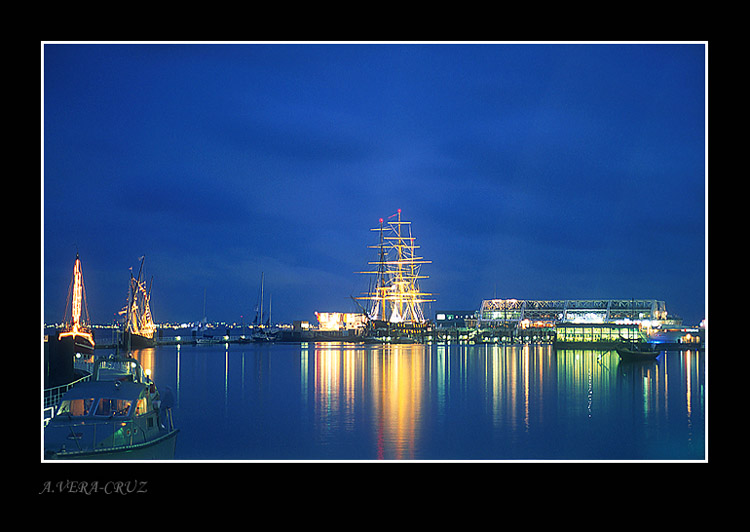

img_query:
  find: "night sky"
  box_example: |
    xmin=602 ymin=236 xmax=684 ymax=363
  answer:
xmin=42 ymin=42 xmax=706 ymax=327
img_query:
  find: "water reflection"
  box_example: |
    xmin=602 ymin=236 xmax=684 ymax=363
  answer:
xmin=307 ymin=342 xmax=426 ymax=459
xmin=300 ymin=343 xmax=704 ymax=460
xmin=116 ymin=342 xmax=704 ymax=460
xmin=128 ymin=347 xmax=155 ymax=377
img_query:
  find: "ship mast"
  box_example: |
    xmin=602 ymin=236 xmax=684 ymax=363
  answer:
xmin=358 ymin=209 xmax=433 ymax=325
xmin=124 ymin=256 xmax=156 ymax=340
xmin=59 ymin=253 xmax=94 ymax=344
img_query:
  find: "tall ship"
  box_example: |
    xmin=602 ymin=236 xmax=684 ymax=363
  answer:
xmin=357 ymin=209 xmax=434 ymax=343
xmin=57 ymin=253 xmax=95 ymax=355
xmin=119 ymin=256 xmax=157 ymax=350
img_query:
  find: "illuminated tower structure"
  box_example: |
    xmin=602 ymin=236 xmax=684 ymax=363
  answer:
xmin=358 ymin=209 xmax=434 ymax=342
xmin=58 ymin=253 xmax=95 ymax=355
xmin=119 ymin=256 xmax=157 ymax=350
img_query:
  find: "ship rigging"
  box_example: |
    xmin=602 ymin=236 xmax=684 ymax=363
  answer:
xmin=357 ymin=209 xmax=434 ymax=342
xmin=119 ymin=256 xmax=157 ymax=349
xmin=58 ymin=253 xmax=95 ymax=354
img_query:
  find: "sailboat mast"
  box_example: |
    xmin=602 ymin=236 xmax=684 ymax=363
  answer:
xmin=396 ymin=208 xmax=404 ymax=322
xmin=260 ymin=272 xmax=264 ymax=328
xmin=378 ymin=218 xmax=386 ymax=321
xmin=126 ymin=268 xmax=135 ymax=333
xmin=71 ymin=253 xmax=83 ymax=328
xmin=203 ymin=287 xmax=207 ymax=323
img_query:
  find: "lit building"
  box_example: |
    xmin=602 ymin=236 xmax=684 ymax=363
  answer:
xmin=555 ymin=323 xmax=642 ymax=345
xmin=435 ymin=311 xmax=477 ymax=329
xmin=478 ymin=299 xmax=669 ymax=328
xmin=315 ymin=312 xmax=367 ymax=332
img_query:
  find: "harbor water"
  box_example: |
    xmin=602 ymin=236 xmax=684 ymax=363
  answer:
xmin=85 ymin=341 xmax=705 ymax=461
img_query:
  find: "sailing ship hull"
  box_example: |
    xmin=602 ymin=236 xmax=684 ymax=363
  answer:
xmin=57 ymin=332 xmax=95 ymax=356
xmin=120 ymin=330 xmax=156 ymax=349
xmin=364 ymin=319 xmax=431 ymax=344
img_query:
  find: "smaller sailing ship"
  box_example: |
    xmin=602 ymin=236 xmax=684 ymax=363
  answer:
xmin=57 ymin=253 xmax=95 ymax=355
xmin=119 ymin=256 xmax=157 ymax=350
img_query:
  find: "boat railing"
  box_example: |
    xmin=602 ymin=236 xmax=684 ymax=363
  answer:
xmin=93 ymin=355 xmax=147 ymax=383
xmin=74 ymin=356 xmax=96 ymax=375
xmin=43 ymin=373 xmax=92 ymax=425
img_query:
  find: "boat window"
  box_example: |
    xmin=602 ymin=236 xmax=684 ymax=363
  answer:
xmin=58 ymin=398 xmax=95 ymax=417
xmin=94 ymin=398 xmax=133 ymax=417
xmin=135 ymin=397 xmax=148 ymax=416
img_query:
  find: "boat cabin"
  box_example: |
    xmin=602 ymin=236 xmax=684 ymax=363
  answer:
xmin=56 ymin=380 xmax=158 ymax=423
xmin=44 ymin=364 xmax=170 ymax=457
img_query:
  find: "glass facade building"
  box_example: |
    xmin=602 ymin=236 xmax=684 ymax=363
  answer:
xmin=478 ymin=299 xmax=668 ymax=326
xmin=555 ymin=323 xmax=642 ymax=344
xmin=476 ymin=299 xmax=665 ymax=346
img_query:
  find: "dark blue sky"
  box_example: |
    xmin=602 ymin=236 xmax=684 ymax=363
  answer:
xmin=43 ymin=42 xmax=706 ymax=326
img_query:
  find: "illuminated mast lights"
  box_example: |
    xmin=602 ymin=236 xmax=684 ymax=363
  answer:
xmin=359 ymin=209 xmax=433 ymax=324
xmin=123 ymin=257 xmax=156 ymax=340
xmin=59 ymin=253 xmax=94 ymax=346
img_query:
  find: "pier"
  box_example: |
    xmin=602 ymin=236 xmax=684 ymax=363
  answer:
xmin=48 ymin=297 xmax=703 ymax=351
xmin=81 ymin=324 xmax=703 ymax=350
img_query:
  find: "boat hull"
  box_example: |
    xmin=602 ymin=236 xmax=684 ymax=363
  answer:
xmin=252 ymin=335 xmax=278 ymax=343
xmin=57 ymin=332 xmax=95 ymax=356
xmin=120 ymin=330 xmax=156 ymax=349
xmin=45 ymin=429 xmax=179 ymax=460
xmin=364 ymin=319 xmax=431 ymax=344
xmin=616 ymin=345 xmax=661 ymax=361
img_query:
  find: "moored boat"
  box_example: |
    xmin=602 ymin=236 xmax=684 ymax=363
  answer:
xmin=252 ymin=329 xmax=279 ymax=342
xmin=121 ymin=330 xmax=156 ymax=349
xmin=57 ymin=331 xmax=95 ymax=356
xmin=251 ymin=272 xmax=279 ymax=342
xmin=119 ymin=256 xmax=157 ymax=349
xmin=615 ymin=340 xmax=661 ymax=361
xmin=57 ymin=253 xmax=95 ymax=355
xmin=44 ymin=355 xmax=178 ymax=460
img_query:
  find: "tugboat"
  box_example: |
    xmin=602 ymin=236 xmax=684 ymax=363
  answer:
xmin=57 ymin=253 xmax=95 ymax=355
xmin=356 ymin=210 xmax=434 ymax=343
xmin=44 ymin=355 xmax=178 ymax=460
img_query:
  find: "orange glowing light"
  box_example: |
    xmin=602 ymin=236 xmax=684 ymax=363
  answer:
xmin=117 ymin=257 xmax=157 ymax=341
xmin=58 ymin=254 xmax=95 ymax=346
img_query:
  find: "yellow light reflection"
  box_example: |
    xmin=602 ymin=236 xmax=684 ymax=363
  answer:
xmin=309 ymin=343 xmax=425 ymax=459
xmin=128 ymin=348 xmax=155 ymax=379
